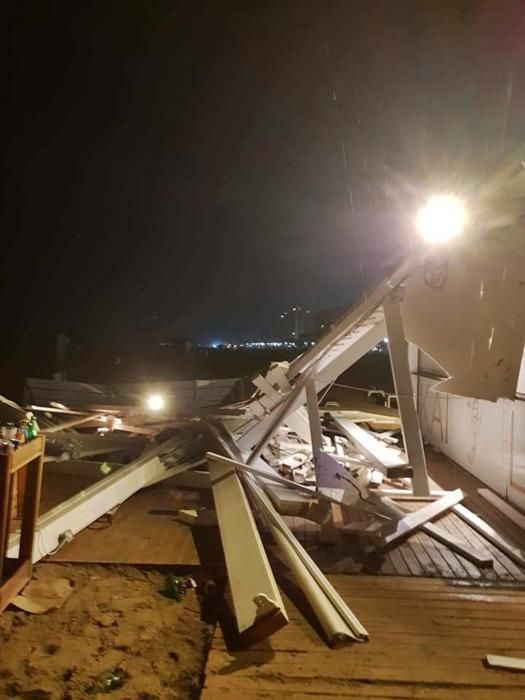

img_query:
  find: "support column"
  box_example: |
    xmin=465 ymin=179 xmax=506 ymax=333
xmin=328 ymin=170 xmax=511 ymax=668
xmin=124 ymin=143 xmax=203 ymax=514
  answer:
xmin=305 ymin=378 xmax=323 ymax=461
xmin=384 ymin=296 xmax=430 ymax=496
xmin=305 ymin=378 xmax=338 ymax=542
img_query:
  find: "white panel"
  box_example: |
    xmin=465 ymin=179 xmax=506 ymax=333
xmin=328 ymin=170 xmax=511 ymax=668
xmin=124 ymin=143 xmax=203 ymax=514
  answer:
xmin=403 ymin=238 xmax=525 ymax=402
xmin=418 ymin=378 xmax=525 ymax=512
xmin=508 ymin=400 xmax=525 ymax=509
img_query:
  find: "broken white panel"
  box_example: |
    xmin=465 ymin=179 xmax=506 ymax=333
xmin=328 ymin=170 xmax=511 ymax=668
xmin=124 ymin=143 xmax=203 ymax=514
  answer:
xmin=403 ymin=236 xmax=525 ymax=402
xmin=252 ymin=368 xmax=311 ymax=444
xmin=417 ymin=371 xmax=525 ymax=512
xmin=316 ymin=452 xmax=365 ymax=505
xmin=208 ymin=456 xmax=288 ymax=640
xmin=238 ymin=320 xmax=387 ymax=455
xmin=333 ymin=418 xmax=408 ymax=474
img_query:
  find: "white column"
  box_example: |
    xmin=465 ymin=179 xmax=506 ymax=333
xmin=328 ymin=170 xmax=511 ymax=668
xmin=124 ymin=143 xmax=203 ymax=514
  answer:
xmin=305 ymin=378 xmax=323 ymax=461
xmin=384 ymin=297 xmax=430 ymax=496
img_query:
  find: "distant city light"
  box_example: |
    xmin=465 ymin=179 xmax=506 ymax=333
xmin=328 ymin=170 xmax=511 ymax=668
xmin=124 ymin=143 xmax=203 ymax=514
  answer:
xmin=146 ymin=394 xmax=165 ymax=412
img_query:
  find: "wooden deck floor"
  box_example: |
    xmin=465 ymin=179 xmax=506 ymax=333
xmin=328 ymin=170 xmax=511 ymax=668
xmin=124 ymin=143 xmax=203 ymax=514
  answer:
xmin=287 ymin=449 xmax=525 ymax=581
xmin=202 ymin=574 xmax=525 ymax=700
xmin=41 ymin=449 xmax=525 ymax=582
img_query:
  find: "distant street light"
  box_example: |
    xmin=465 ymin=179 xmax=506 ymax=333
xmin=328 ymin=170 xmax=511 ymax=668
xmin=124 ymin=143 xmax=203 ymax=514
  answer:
xmin=416 ymin=195 xmax=467 ymax=244
xmin=146 ymin=394 xmax=165 ymax=412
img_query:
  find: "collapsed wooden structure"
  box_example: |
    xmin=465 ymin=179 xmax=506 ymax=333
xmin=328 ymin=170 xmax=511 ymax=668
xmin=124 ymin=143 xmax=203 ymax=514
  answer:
xmin=2 ymin=235 xmax=525 ymax=647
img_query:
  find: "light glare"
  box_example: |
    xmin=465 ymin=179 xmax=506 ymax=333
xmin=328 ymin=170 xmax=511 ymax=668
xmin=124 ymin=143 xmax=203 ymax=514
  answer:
xmin=146 ymin=394 xmax=165 ymax=412
xmin=416 ymin=195 xmax=466 ymax=244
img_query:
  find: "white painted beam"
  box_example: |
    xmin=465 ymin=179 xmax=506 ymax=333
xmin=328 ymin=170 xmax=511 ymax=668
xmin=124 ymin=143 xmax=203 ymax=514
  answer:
xmin=485 ymin=654 xmax=525 ymax=672
xmin=370 ymin=494 xmax=493 ymax=567
xmin=333 ymin=417 xmax=408 ymax=475
xmin=381 ymin=489 xmax=464 ymax=547
xmin=7 ymin=434 xmax=184 ymax=562
xmin=208 ymin=457 xmax=288 ymax=642
xmin=305 ymin=378 xmax=324 ymax=460
xmin=384 ymin=298 xmax=430 ymax=496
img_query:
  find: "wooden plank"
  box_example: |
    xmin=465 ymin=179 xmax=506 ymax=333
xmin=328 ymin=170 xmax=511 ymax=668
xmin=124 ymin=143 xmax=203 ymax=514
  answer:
xmin=421 ymin=521 xmax=493 ymax=569
xmin=382 ymin=489 xmax=464 ymax=547
xmin=446 ymin=513 xmax=516 ymax=581
xmin=485 ymin=654 xmax=525 ymax=672
xmin=433 ymin=516 xmax=484 ymax=579
xmin=398 ymin=542 xmax=426 ymax=576
xmin=478 ymin=489 xmax=525 ymax=532
xmin=334 ymin=417 xmax=408 ymax=475
xmin=454 ymin=504 xmax=525 ymax=568
xmin=408 ymin=531 xmax=442 ymax=576
xmin=10 ymin=436 xmax=45 ymax=473
xmin=0 ymin=462 xmax=11 ymax=582
xmin=19 ymin=451 xmax=44 ymax=563
xmin=415 ymin=529 xmax=456 ymax=577
xmin=387 ymin=548 xmax=411 ymax=575
xmin=208 ymin=458 xmax=288 ymax=643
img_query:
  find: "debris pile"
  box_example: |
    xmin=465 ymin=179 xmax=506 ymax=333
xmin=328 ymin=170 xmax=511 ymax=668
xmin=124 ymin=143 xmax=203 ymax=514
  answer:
xmin=3 ymin=251 xmax=525 ymax=648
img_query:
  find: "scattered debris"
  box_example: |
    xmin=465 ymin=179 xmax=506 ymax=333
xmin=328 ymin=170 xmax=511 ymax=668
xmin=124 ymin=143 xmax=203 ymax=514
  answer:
xmin=485 ymin=654 xmax=525 ymax=672
xmin=12 ymin=577 xmax=73 ymax=614
xmin=86 ymin=667 xmax=129 ymax=695
xmin=160 ymin=574 xmax=196 ymax=601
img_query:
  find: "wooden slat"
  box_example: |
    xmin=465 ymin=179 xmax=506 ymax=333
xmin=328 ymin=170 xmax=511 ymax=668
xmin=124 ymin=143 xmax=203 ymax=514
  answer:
xmin=486 ymin=654 xmax=525 ymax=672
xmin=454 ymin=504 xmax=525 ymax=569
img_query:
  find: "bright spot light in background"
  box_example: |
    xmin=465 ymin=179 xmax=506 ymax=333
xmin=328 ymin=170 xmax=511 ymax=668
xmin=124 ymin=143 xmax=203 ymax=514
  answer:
xmin=146 ymin=394 xmax=165 ymax=412
xmin=416 ymin=195 xmax=467 ymax=244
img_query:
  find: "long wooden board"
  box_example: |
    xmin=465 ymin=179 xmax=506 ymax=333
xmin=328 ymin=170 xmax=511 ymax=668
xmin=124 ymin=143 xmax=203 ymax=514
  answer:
xmin=208 ymin=458 xmax=288 ymax=643
xmin=454 ymin=504 xmax=525 ymax=568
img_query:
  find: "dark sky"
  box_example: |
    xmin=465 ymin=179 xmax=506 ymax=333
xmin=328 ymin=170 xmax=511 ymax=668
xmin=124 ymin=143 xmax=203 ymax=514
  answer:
xmin=3 ymin=1 xmax=524 ymax=350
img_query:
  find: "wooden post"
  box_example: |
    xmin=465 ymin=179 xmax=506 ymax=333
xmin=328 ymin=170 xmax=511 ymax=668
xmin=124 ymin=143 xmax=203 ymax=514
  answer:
xmin=0 ymin=436 xmax=45 ymax=613
xmin=383 ymin=297 xmax=430 ymax=496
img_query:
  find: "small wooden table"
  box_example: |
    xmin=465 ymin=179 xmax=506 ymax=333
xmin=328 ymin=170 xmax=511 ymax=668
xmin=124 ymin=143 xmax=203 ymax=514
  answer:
xmin=0 ymin=436 xmax=45 ymax=613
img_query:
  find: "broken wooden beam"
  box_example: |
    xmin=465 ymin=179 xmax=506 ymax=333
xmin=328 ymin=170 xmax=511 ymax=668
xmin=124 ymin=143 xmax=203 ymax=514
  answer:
xmin=381 ymin=489 xmax=464 ymax=547
xmin=485 ymin=654 xmax=525 ymax=672
xmin=333 ymin=418 xmax=412 ymax=479
xmin=368 ymin=494 xmax=493 ymax=567
xmin=241 ymin=471 xmax=369 ymax=644
xmin=208 ymin=457 xmax=288 ymax=644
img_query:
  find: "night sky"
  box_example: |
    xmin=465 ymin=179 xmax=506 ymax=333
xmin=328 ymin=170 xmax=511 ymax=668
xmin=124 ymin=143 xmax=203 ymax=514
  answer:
xmin=3 ymin=1 xmax=524 ymax=357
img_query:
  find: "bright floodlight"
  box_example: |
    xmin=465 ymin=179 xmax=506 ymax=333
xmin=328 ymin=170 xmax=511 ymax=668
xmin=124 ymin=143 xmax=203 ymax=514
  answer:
xmin=416 ymin=195 xmax=467 ymax=244
xmin=146 ymin=394 xmax=165 ymax=412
